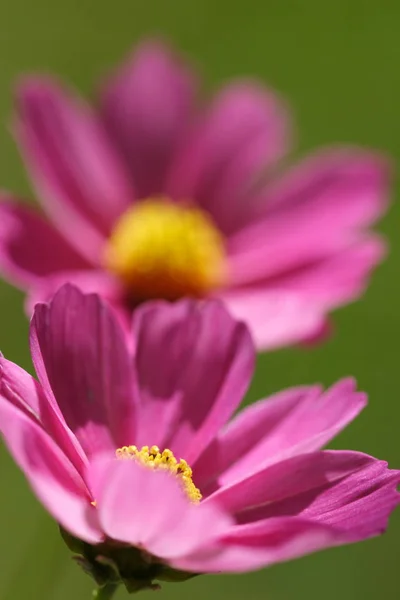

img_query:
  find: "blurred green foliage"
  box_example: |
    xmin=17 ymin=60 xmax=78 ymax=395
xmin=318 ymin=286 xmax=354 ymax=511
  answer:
xmin=0 ymin=1 xmax=399 ymax=598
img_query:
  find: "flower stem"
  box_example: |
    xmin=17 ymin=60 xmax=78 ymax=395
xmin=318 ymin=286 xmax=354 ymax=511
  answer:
xmin=92 ymin=583 xmax=118 ymax=599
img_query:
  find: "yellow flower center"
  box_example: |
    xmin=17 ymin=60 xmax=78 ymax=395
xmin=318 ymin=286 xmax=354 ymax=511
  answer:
xmin=115 ymin=445 xmax=202 ymax=503
xmin=104 ymin=198 xmax=226 ymax=301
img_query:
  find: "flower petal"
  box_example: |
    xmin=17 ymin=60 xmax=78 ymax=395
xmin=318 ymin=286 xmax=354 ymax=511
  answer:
xmin=266 ymin=148 xmax=390 ymax=217
xmin=271 ymin=235 xmax=386 ymax=308
xmin=220 ymin=288 xmax=326 ymax=350
xmin=101 ymin=40 xmax=197 ymax=198
xmin=174 ymin=517 xmax=345 ymax=573
xmin=25 ymin=269 xmax=123 ymax=316
xmin=228 ymin=149 xmax=390 ymax=284
xmin=0 ymin=394 xmax=102 ymax=543
xmin=208 ymin=450 xmax=378 ymax=515
xmin=0 ymin=357 xmax=43 ymax=419
xmin=15 ymin=77 xmax=133 ymax=261
xmin=92 ymin=455 xmax=230 ymax=560
xmin=0 ymin=199 xmax=90 ymax=288
xmin=132 ymin=299 xmax=255 ymax=464
xmin=0 ymin=356 xmax=89 ymax=478
xmin=194 ymin=379 xmax=366 ymax=490
xmin=298 ymin=461 xmax=400 ymax=539
xmin=180 ymin=452 xmax=400 ymax=573
xmin=166 ymin=81 xmax=290 ymax=233
xmin=30 ymin=285 xmax=137 ymax=456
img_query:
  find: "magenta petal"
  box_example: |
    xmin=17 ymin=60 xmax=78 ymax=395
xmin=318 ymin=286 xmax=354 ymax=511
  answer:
xmin=208 ymin=450 xmax=378 ymax=515
xmin=264 ymin=148 xmax=390 ymax=217
xmin=0 ymin=356 xmax=88 ymax=478
xmin=25 ymin=269 xmax=123 ymax=316
xmin=101 ymin=40 xmax=197 ymax=198
xmin=30 ymin=285 xmax=137 ymax=456
xmin=272 ymin=235 xmax=386 ymax=307
xmin=92 ymin=455 xmax=230 ymax=560
xmin=222 ymin=237 xmax=385 ymax=350
xmin=0 ymin=199 xmax=90 ymax=288
xmin=189 ymin=457 xmax=400 ymax=572
xmin=132 ymin=299 xmax=255 ymax=463
xmin=208 ymin=452 xmax=400 ymax=537
xmin=0 ymin=394 xmax=102 ymax=543
xmin=220 ymin=288 xmax=325 ymax=349
xmin=300 ymin=461 xmax=400 ymax=539
xmin=16 ymin=77 xmax=133 ymax=261
xmin=194 ymin=379 xmax=366 ymax=489
xmin=0 ymin=357 xmax=44 ymax=419
xmin=174 ymin=517 xmax=344 ymax=574
xmin=228 ymin=149 xmax=389 ymax=284
xmin=166 ymin=81 xmax=290 ymax=233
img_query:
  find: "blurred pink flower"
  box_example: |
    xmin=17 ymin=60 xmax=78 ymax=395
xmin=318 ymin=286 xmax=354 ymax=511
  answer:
xmin=0 ymin=41 xmax=390 ymax=349
xmin=0 ymin=285 xmax=398 ymax=591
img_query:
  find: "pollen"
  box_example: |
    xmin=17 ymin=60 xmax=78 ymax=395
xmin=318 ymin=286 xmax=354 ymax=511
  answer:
xmin=104 ymin=198 xmax=226 ymax=301
xmin=116 ymin=445 xmax=202 ymax=503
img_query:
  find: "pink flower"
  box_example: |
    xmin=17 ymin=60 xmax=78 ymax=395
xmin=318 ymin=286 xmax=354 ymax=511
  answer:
xmin=0 ymin=41 xmax=390 ymax=349
xmin=0 ymin=285 xmax=398 ymax=592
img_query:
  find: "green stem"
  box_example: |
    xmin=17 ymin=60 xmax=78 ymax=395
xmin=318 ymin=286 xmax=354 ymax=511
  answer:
xmin=92 ymin=583 xmax=119 ymax=600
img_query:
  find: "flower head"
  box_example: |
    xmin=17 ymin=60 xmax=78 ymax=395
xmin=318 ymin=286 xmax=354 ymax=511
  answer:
xmin=0 ymin=40 xmax=391 ymax=349
xmin=0 ymin=285 xmax=398 ymax=592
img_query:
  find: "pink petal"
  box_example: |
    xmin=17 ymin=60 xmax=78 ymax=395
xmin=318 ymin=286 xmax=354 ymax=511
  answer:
xmin=100 ymin=40 xmax=197 ymax=198
xmin=208 ymin=450 xmax=378 ymax=515
xmin=228 ymin=149 xmax=390 ymax=284
xmin=0 ymin=356 xmax=89 ymax=479
xmin=15 ymin=77 xmax=133 ymax=262
xmin=30 ymin=285 xmax=137 ymax=457
xmin=167 ymin=81 xmax=290 ymax=234
xmin=0 ymin=394 xmax=102 ymax=543
xmin=194 ymin=379 xmax=366 ymax=490
xmin=300 ymin=319 xmax=333 ymax=346
xmin=91 ymin=455 xmax=231 ymax=560
xmin=300 ymin=462 xmax=400 ymax=539
xmin=25 ymin=269 xmax=123 ymax=316
xmin=220 ymin=288 xmax=326 ymax=349
xmin=271 ymin=235 xmax=386 ymax=308
xmin=181 ymin=453 xmax=400 ymax=572
xmin=221 ymin=233 xmax=384 ymax=350
xmin=0 ymin=357 xmax=43 ymax=419
xmin=174 ymin=517 xmax=345 ymax=573
xmin=266 ymin=148 xmax=390 ymax=215
xmin=0 ymin=199 xmax=90 ymax=288
xmin=132 ymin=299 xmax=255 ymax=464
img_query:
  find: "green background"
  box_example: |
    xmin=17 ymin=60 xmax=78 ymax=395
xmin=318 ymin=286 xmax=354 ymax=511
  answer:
xmin=0 ymin=1 xmax=399 ymax=598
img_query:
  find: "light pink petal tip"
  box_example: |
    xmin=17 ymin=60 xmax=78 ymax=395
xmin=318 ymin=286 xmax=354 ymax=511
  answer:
xmin=0 ymin=199 xmax=90 ymax=288
xmin=101 ymin=40 xmax=197 ymax=198
xmin=132 ymin=299 xmax=255 ymax=463
xmin=220 ymin=289 xmax=326 ymax=350
xmin=0 ymin=357 xmax=47 ymax=423
xmin=91 ymin=455 xmax=231 ymax=561
xmin=194 ymin=378 xmax=367 ymax=489
xmin=15 ymin=76 xmax=133 ymax=261
xmin=0 ymin=393 xmax=102 ymax=543
xmin=0 ymin=355 xmax=89 ymax=479
xmin=167 ymin=81 xmax=291 ymax=233
xmin=30 ymin=284 xmax=137 ymax=457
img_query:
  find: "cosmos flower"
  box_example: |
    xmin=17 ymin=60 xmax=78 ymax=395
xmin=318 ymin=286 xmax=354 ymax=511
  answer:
xmin=0 ymin=285 xmax=398 ymax=595
xmin=0 ymin=41 xmax=390 ymax=349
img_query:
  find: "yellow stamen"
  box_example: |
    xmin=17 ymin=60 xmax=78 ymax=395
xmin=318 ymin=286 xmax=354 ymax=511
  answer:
xmin=116 ymin=445 xmax=202 ymax=503
xmin=104 ymin=198 xmax=226 ymax=301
